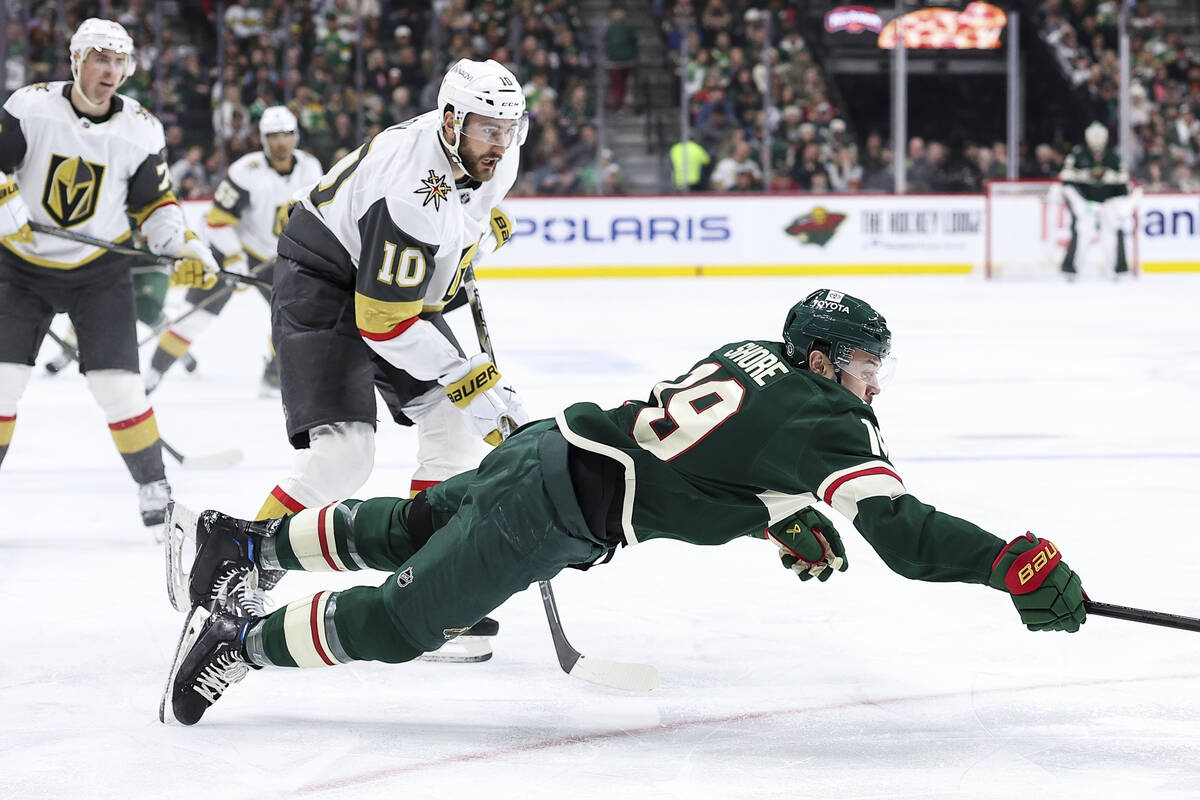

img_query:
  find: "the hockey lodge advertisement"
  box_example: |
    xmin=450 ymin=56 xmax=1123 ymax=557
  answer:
xmin=183 ymin=194 xmax=1200 ymax=276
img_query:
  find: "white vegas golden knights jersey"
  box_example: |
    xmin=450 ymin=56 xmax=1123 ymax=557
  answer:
xmin=0 ymin=81 xmax=175 ymax=271
xmin=279 ymin=109 xmax=518 ymax=380
xmin=205 ymin=149 xmax=324 ymax=261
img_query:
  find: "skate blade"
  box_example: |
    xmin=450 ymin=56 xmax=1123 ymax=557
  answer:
xmin=418 ymin=636 xmax=493 ymax=663
xmin=164 ymin=502 xmax=200 ymax=612
xmin=159 ymin=605 xmax=210 ymax=724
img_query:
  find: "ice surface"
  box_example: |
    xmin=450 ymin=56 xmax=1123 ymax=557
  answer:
xmin=3 ymin=274 xmax=1200 ymax=799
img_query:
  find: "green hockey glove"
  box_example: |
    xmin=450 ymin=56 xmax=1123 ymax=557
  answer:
xmin=764 ymin=507 xmax=847 ymax=582
xmin=988 ymin=532 xmax=1086 ymax=632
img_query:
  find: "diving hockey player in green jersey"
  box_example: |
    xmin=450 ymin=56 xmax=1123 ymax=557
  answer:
xmin=160 ymin=289 xmax=1087 ymax=726
xmin=0 ymin=18 xmax=219 ymax=527
xmin=1059 ymin=121 xmax=1134 ymax=278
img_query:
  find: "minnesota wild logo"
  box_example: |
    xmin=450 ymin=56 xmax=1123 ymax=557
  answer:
xmin=42 ymin=154 xmax=106 ymax=228
xmin=414 ymin=169 xmax=451 ymax=211
xmin=785 ymin=207 xmax=846 ymax=246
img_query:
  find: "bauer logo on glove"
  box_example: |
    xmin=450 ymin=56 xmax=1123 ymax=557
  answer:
xmin=445 ymin=360 xmax=500 ymax=406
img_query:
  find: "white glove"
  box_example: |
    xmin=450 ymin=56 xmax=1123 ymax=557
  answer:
xmin=222 ymin=251 xmax=252 ymax=292
xmin=170 ymin=233 xmax=219 ymax=289
xmin=222 ymin=251 xmax=250 ymax=276
xmin=441 ymin=353 xmax=529 ymax=446
xmin=0 ymin=174 xmax=33 ymax=245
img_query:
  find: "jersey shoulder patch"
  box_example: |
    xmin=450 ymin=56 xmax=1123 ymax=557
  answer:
xmin=227 ymin=152 xmax=265 ymax=184
xmin=114 ymin=94 xmax=166 ymax=152
xmin=3 ymin=81 xmax=65 ymax=118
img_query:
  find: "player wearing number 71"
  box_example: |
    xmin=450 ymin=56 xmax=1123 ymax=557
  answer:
xmin=161 ymin=289 xmax=1087 ymax=725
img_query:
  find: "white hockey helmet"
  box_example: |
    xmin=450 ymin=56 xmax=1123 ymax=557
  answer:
xmin=1085 ymin=121 xmax=1108 ymax=152
xmin=259 ymin=105 xmax=299 ymax=138
xmin=437 ymin=59 xmax=527 ymax=171
xmin=70 ymin=18 xmax=136 ymax=82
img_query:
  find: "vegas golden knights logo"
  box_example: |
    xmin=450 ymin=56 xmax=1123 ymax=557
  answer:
xmin=272 ymin=203 xmax=289 ymax=236
xmin=42 ymin=154 xmax=106 ymax=228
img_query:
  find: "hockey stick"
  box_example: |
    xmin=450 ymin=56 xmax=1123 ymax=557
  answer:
xmin=463 ymin=270 xmax=659 ymax=691
xmin=138 ymin=257 xmax=277 ymax=348
xmin=43 ymin=330 xmax=242 ymax=470
xmin=1085 ymin=600 xmax=1200 ymax=633
xmin=28 ymin=221 xmax=272 ymax=291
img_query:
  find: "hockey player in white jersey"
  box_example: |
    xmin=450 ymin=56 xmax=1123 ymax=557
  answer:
xmin=144 ymin=106 xmax=323 ymax=393
xmin=244 ymin=60 xmax=528 ymax=649
xmin=0 ymin=18 xmax=219 ymax=527
xmin=255 ymin=57 xmax=527 ymax=522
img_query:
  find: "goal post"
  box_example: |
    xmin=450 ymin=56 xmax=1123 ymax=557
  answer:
xmin=984 ymin=179 xmax=1139 ymax=279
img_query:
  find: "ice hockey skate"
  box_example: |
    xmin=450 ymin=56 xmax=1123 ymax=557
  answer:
xmin=138 ymin=478 xmax=172 ymax=529
xmin=419 ymin=616 xmax=499 ymax=663
xmin=160 ymin=604 xmax=258 ymax=726
xmin=164 ymin=502 xmax=277 ymax=615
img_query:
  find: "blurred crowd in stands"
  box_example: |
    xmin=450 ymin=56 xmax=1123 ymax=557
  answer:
xmin=660 ymin=0 xmax=1072 ymax=193
xmin=1039 ymin=0 xmax=1200 ymax=191
xmin=5 ymin=0 xmax=1199 ymax=195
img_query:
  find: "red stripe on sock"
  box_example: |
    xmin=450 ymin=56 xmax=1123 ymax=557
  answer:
xmin=309 ymin=593 xmax=335 ymax=666
xmin=271 ymin=486 xmax=306 ymax=513
xmin=317 ymin=505 xmax=340 ymax=571
xmin=410 ymin=479 xmax=441 ymax=493
xmin=108 ymin=408 xmax=154 ymax=431
xmin=0 ymin=414 xmax=15 ymax=422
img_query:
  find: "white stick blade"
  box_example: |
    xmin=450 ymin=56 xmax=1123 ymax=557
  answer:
xmin=180 ymin=449 xmax=244 ymax=470
xmin=568 ymin=655 xmax=659 ymax=692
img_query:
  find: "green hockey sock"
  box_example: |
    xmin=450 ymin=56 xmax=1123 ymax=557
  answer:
xmin=243 ymin=587 xmax=424 ymax=667
xmin=268 ymin=497 xmax=422 ymax=573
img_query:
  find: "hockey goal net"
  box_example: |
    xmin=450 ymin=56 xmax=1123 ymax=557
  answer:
xmin=984 ymin=179 xmax=1139 ymax=279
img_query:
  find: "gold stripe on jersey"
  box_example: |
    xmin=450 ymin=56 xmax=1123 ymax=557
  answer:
xmin=42 ymin=154 xmax=105 ymax=228
xmin=108 ymin=409 xmax=159 ymax=454
xmin=128 ymin=192 xmax=179 ymax=226
xmin=205 ymin=205 xmax=240 ymax=227
xmin=244 ymin=242 xmax=271 ymax=262
xmin=2 ymin=228 xmax=133 ymax=269
xmin=354 ymin=293 xmax=422 ymax=339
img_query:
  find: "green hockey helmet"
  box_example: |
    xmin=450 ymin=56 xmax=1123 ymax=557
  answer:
xmin=782 ymin=289 xmax=894 ymax=388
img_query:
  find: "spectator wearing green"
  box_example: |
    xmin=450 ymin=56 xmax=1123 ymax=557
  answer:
xmin=603 ymin=8 xmax=639 ymax=111
xmin=670 ymin=139 xmax=711 ymax=190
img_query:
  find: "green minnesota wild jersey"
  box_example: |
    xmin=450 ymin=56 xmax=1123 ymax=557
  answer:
xmin=557 ymin=340 xmax=1006 ymax=585
xmin=1061 ymin=145 xmax=1129 ymax=202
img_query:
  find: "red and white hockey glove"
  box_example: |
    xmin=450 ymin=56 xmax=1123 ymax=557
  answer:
xmin=764 ymin=506 xmax=847 ymax=582
xmin=988 ymin=532 xmax=1086 ymax=632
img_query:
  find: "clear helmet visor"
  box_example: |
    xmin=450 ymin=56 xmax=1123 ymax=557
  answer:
xmin=460 ymin=112 xmax=528 ymax=149
xmin=834 ymin=345 xmax=897 ymax=392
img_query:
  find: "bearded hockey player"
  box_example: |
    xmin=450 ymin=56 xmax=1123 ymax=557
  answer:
xmin=1059 ymin=121 xmax=1134 ymax=279
xmin=159 ymin=289 xmax=1088 ymax=726
xmin=145 ymin=106 xmax=324 ymax=394
xmin=230 ymin=59 xmax=529 ymax=657
xmin=0 ymin=18 xmax=218 ymax=527
xmin=251 ymin=60 xmax=526 ymax=523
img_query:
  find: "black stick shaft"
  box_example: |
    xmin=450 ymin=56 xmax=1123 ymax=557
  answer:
xmin=29 ymin=222 xmax=271 ymax=290
xmin=1085 ymin=600 xmax=1200 ymax=632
